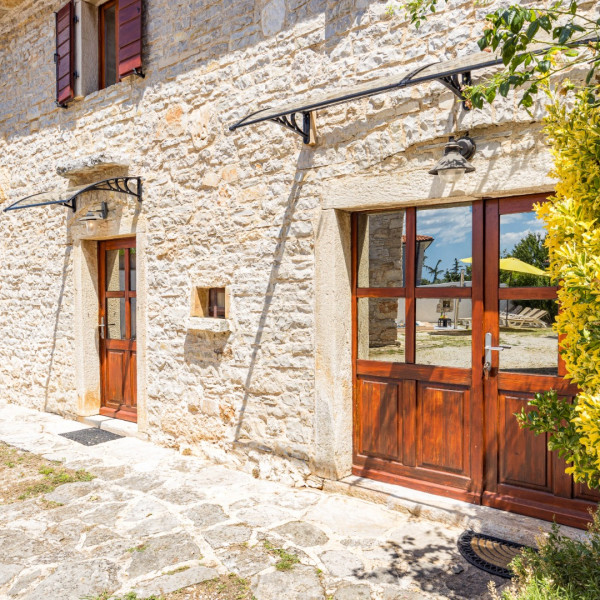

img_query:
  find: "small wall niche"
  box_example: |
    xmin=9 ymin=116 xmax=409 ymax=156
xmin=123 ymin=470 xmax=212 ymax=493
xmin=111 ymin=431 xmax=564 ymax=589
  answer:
xmin=191 ymin=286 xmax=230 ymax=319
xmin=188 ymin=286 xmax=231 ymax=333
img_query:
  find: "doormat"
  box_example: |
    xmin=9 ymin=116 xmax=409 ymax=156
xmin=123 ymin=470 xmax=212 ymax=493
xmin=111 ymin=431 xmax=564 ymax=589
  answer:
xmin=59 ymin=428 xmax=123 ymax=446
xmin=457 ymin=530 xmax=535 ymax=579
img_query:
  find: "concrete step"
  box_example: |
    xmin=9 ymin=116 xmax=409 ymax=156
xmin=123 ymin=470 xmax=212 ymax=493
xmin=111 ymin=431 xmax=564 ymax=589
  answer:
xmin=79 ymin=415 xmax=146 ymax=440
xmin=324 ymin=475 xmax=588 ymax=547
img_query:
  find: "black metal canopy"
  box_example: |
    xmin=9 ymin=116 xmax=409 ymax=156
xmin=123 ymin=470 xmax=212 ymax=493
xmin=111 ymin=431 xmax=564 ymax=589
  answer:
xmin=229 ymin=37 xmax=596 ymax=144
xmin=229 ymin=52 xmax=503 ymax=143
xmin=3 ymin=177 xmax=142 ymax=213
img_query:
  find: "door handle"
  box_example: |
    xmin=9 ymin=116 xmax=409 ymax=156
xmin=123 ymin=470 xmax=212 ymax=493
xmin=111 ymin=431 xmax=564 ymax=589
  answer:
xmin=484 ymin=332 xmax=511 ymax=378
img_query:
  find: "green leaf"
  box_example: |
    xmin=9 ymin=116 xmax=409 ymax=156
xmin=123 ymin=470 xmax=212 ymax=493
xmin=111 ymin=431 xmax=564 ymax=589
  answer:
xmin=539 ymin=14 xmax=552 ymax=32
xmin=499 ymin=80 xmax=510 ymax=97
xmin=477 ymin=36 xmax=489 ymax=51
xmin=557 ymin=26 xmax=571 ymax=45
xmin=502 ymin=39 xmax=517 ymax=65
xmin=470 ymin=91 xmax=484 ymax=109
xmin=526 ymin=20 xmax=539 ymax=40
xmin=485 ymin=87 xmax=497 ymax=103
xmin=520 ymin=93 xmax=533 ymax=108
xmin=538 ymin=60 xmax=551 ymax=73
xmin=510 ymin=13 xmax=524 ymax=34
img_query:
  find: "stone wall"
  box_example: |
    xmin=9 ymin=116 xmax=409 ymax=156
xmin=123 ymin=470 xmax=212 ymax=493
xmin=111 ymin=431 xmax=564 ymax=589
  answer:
xmin=0 ymin=0 xmax=564 ymax=484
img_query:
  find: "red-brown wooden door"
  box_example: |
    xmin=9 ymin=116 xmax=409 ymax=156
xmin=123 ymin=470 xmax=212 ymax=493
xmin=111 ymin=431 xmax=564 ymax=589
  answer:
xmin=481 ymin=195 xmax=599 ymax=527
xmin=99 ymin=238 xmax=137 ymax=423
xmin=352 ymin=196 xmax=599 ymax=529
xmin=352 ymin=203 xmax=484 ymax=504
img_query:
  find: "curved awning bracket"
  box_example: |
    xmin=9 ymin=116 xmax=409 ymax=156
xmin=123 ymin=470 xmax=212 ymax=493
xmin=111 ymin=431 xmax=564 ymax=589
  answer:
xmin=3 ymin=176 xmax=142 ymax=213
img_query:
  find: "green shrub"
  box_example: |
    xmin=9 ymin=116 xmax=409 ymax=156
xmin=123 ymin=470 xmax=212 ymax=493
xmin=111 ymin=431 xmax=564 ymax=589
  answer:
xmin=500 ymin=511 xmax=600 ymax=600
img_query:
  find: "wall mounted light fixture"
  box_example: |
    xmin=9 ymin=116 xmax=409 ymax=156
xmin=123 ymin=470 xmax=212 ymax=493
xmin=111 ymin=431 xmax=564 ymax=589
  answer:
xmin=429 ymin=135 xmax=476 ymax=184
xmin=79 ymin=201 xmax=108 ymax=235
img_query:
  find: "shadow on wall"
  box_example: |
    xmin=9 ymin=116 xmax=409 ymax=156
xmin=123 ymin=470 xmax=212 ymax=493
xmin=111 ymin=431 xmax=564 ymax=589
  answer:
xmin=231 ymin=155 xmax=310 ymax=450
xmin=183 ymin=330 xmax=232 ymax=366
xmin=44 ymin=244 xmax=72 ymax=414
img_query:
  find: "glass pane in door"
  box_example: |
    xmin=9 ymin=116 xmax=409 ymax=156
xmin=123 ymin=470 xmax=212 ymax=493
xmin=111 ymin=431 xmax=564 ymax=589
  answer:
xmin=106 ymin=249 xmax=125 ymax=291
xmin=357 ymin=210 xmax=406 ymax=288
xmin=130 ymin=248 xmax=136 ymax=291
xmin=415 ymin=298 xmax=472 ymax=367
xmin=357 ymin=297 xmax=405 ymax=362
xmin=106 ymin=298 xmax=126 ymax=339
xmin=500 ymin=211 xmax=552 ymax=287
xmin=416 ymin=205 xmax=472 ymax=287
xmin=499 ymin=299 xmax=558 ymax=375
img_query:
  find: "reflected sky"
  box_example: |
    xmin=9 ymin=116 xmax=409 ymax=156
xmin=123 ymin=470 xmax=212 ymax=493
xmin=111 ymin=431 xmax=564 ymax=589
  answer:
xmin=417 ymin=205 xmax=472 ymax=278
xmin=500 ymin=212 xmax=546 ymax=255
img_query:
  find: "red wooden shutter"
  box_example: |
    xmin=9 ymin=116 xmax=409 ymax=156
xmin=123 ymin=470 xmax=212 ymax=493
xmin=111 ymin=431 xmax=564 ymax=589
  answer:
xmin=55 ymin=0 xmax=75 ymax=106
xmin=118 ymin=0 xmax=143 ymax=78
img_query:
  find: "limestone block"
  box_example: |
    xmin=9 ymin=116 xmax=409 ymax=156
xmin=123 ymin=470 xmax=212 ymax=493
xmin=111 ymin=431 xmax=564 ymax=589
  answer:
xmin=187 ymin=317 xmax=231 ymax=333
xmin=261 ymin=0 xmax=286 ymax=36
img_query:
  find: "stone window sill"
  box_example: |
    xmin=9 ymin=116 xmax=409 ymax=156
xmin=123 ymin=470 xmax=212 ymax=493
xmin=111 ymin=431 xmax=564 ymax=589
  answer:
xmin=187 ymin=317 xmax=231 ymax=333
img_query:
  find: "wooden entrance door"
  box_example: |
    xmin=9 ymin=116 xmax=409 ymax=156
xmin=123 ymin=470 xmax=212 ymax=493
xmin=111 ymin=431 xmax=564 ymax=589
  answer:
xmin=481 ymin=195 xmax=599 ymax=527
xmin=352 ymin=196 xmax=598 ymax=528
xmin=352 ymin=203 xmax=484 ymax=504
xmin=99 ymin=237 xmax=137 ymax=423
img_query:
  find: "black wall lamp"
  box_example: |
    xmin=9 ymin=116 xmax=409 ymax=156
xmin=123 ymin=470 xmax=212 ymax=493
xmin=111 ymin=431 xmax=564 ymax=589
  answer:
xmin=79 ymin=201 xmax=108 ymax=234
xmin=429 ymin=135 xmax=476 ymax=184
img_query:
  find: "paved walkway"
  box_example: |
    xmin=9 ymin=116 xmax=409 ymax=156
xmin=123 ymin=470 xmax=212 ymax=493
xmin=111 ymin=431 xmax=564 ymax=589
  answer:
xmin=0 ymin=404 xmax=504 ymax=600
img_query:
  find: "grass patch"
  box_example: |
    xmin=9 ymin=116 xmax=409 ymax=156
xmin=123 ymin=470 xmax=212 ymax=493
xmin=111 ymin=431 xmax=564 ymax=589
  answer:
xmin=90 ymin=574 xmax=257 ymax=599
xmin=0 ymin=442 xmax=95 ymax=505
xmin=84 ymin=594 xmax=163 ymax=600
xmin=127 ymin=543 xmax=148 ymax=553
xmin=165 ymin=565 xmax=190 ymax=575
xmin=263 ymin=540 xmax=300 ymax=571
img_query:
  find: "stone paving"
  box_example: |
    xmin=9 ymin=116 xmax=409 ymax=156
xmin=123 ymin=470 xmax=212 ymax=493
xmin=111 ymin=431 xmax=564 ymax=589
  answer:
xmin=0 ymin=404 xmax=504 ymax=600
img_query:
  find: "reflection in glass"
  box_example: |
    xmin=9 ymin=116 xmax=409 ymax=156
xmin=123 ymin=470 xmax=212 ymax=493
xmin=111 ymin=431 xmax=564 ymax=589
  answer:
xmin=106 ymin=249 xmax=125 ymax=291
xmin=500 ymin=211 xmax=552 ymax=287
xmin=103 ymin=3 xmax=117 ymax=87
xmin=357 ymin=211 xmax=406 ymax=288
xmin=106 ymin=298 xmax=126 ymax=339
xmin=130 ymin=248 xmax=136 ymax=291
xmin=499 ymin=299 xmax=558 ymax=375
xmin=415 ymin=299 xmax=472 ymax=368
xmin=131 ymin=298 xmax=136 ymax=340
xmin=358 ymin=298 xmax=405 ymax=362
xmin=417 ymin=204 xmax=472 ymax=287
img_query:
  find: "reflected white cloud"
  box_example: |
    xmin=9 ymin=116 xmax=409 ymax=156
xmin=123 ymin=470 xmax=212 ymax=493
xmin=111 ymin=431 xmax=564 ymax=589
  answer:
xmin=418 ymin=206 xmax=472 ymax=245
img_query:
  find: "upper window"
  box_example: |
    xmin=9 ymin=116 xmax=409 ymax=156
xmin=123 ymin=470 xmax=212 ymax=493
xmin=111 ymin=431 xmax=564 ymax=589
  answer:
xmin=54 ymin=0 xmax=144 ymax=106
xmin=100 ymin=0 xmax=118 ymax=89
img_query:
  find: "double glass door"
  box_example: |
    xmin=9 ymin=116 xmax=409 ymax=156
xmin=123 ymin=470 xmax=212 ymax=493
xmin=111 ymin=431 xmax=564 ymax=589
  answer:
xmin=353 ymin=195 xmax=598 ymax=528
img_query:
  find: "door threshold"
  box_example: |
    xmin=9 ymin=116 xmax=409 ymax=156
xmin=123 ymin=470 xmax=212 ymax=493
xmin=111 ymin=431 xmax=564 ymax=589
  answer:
xmin=324 ymin=475 xmax=588 ymax=547
xmin=78 ymin=415 xmax=146 ymax=441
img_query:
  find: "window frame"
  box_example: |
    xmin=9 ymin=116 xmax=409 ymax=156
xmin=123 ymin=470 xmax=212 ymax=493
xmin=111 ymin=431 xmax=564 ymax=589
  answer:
xmin=99 ymin=0 xmax=119 ymax=90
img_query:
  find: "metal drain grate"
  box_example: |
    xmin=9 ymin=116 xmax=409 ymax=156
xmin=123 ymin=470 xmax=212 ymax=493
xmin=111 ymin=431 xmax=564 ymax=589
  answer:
xmin=457 ymin=530 xmax=534 ymax=579
xmin=59 ymin=428 xmax=123 ymax=446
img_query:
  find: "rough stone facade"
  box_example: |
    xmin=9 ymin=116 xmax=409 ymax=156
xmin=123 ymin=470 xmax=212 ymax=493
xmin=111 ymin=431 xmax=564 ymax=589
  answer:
xmin=0 ymin=0 xmax=562 ymax=485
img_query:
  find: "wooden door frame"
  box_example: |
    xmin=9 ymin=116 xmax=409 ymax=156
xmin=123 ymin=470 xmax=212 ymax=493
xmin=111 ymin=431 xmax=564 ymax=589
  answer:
xmin=98 ymin=236 xmax=137 ymax=422
xmin=351 ymin=194 xmax=598 ymax=529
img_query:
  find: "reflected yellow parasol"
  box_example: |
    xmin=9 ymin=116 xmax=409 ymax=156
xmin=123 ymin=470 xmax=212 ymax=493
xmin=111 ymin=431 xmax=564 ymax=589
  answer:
xmin=460 ymin=256 xmax=549 ymax=277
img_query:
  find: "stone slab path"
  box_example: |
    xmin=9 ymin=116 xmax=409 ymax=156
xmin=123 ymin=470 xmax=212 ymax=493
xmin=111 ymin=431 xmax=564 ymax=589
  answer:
xmin=0 ymin=404 xmax=504 ymax=600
